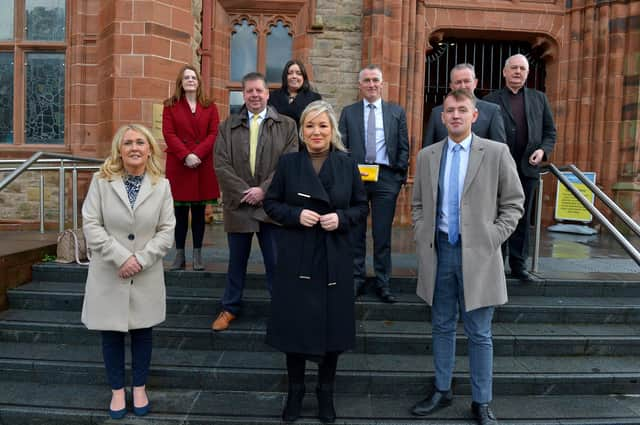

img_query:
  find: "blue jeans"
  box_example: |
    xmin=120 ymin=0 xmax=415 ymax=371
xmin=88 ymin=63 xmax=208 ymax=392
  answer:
xmin=221 ymin=222 xmax=277 ymax=314
xmin=101 ymin=327 xmax=153 ymax=390
xmin=432 ymin=231 xmax=495 ymax=403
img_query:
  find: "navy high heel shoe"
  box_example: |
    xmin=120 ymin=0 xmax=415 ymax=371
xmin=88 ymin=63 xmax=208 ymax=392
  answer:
xmin=109 ymin=407 xmax=127 ymax=420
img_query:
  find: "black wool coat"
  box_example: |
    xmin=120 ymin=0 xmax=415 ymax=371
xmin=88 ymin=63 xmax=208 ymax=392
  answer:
xmin=263 ymin=150 xmax=368 ymax=355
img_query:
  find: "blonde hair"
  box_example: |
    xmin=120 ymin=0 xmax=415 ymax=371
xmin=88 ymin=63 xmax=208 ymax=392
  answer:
xmin=98 ymin=124 xmax=164 ymax=183
xmin=299 ymin=100 xmax=346 ymax=152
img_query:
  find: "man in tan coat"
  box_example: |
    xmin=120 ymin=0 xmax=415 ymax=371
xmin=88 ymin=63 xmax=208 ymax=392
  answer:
xmin=212 ymin=72 xmax=298 ymax=331
xmin=411 ymin=90 xmax=524 ymax=425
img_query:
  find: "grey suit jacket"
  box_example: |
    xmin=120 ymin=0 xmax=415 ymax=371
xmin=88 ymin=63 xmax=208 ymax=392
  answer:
xmin=412 ymin=135 xmax=524 ymax=311
xmin=338 ymin=99 xmax=410 ymax=182
xmin=423 ymin=99 xmax=506 ymax=147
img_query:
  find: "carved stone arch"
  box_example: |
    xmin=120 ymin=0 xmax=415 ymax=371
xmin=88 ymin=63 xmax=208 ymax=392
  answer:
xmin=229 ymin=15 xmax=259 ymax=34
xmin=266 ymin=16 xmax=295 ymax=37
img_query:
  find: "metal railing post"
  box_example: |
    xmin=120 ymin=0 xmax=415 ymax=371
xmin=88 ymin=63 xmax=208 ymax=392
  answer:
xmin=39 ymin=173 xmax=45 ymax=234
xmin=59 ymin=159 xmax=65 ymax=232
xmin=531 ymin=174 xmax=544 ymax=273
xmin=72 ymin=167 xmax=78 ymax=231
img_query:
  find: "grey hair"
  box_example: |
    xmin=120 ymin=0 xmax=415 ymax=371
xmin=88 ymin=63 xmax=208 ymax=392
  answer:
xmin=504 ymin=53 xmax=529 ymax=69
xmin=299 ymin=100 xmax=347 ymax=152
xmin=449 ymin=63 xmax=476 ymax=82
xmin=358 ymin=64 xmax=383 ymax=82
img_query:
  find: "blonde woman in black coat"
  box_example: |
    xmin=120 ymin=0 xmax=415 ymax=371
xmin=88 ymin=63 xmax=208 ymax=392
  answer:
xmin=264 ymin=100 xmax=368 ymax=423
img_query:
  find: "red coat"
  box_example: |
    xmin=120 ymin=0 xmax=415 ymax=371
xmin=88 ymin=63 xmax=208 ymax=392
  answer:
xmin=162 ymin=98 xmax=220 ymax=202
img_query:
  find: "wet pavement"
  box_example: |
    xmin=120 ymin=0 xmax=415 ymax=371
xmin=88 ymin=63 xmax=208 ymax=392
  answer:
xmin=164 ymin=222 xmax=640 ymax=279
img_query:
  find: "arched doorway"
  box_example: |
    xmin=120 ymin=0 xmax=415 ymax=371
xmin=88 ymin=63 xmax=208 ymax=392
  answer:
xmin=423 ymin=38 xmax=548 ymax=138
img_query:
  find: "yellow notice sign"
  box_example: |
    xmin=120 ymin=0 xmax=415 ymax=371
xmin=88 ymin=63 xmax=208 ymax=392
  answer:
xmin=152 ymin=103 xmax=163 ymax=140
xmin=554 ymin=172 xmax=596 ymax=222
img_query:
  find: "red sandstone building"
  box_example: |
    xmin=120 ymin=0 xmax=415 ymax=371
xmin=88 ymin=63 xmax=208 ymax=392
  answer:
xmin=0 ymin=0 xmax=638 ymax=226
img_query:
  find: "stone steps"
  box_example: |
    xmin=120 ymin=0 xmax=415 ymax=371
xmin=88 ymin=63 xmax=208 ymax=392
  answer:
xmin=1 ymin=265 xmax=639 ymax=423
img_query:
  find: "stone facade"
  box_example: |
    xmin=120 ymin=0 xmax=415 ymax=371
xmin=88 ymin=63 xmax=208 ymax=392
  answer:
xmin=0 ymin=0 xmax=638 ymax=229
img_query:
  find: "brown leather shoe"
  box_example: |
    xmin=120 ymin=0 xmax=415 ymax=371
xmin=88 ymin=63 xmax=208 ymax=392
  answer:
xmin=211 ymin=311 xmax=236 ymax=331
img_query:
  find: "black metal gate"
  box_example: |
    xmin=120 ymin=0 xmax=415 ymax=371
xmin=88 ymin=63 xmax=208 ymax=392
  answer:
xmin=423 ymin=38 xmax=547 ymax=132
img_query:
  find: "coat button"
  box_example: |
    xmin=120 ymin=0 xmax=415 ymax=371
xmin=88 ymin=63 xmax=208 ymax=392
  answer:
xmin=128 ymin=234 xmax=135 ymax=240
xmin=195 ymin=139 xmax=200 ymax=144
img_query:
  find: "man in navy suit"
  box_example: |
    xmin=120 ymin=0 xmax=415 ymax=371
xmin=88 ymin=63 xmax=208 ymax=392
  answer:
xmin=338 ymin=64 xmax=410 ymax=303
xmin=484 ymin=54 xmax=557 ymax=280
xmin=423 ymin=63 xmax=506 ymax=147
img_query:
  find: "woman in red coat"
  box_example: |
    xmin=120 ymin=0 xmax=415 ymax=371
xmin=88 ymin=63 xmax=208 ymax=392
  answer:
xmin=163 ymin=65 xmax=219 ymax=270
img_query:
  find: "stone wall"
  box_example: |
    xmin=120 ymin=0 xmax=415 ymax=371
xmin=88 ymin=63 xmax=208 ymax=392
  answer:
xmin=310 ymin=0 xmax=363 ymax=114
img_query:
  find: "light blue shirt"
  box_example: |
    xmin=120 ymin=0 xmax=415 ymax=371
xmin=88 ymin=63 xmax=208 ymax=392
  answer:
xmin=438 ymin=134 xmax=472 ymax=234
xmin=248 ymin=109 xmax=267 ymax=128
xmin=362 ymin=99 xmax=390 ymax=165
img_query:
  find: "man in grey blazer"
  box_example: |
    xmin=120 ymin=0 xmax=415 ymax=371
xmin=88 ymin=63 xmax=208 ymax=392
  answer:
xmin=411 ymin=89 xmax=524 ymax=425
xmin=484 ymin=54 xmax=557 ymax=280
xmin=423 ymin=63 xmax=506 ymax=147
xmin=339 ymin=64 xmax=409 ymax=303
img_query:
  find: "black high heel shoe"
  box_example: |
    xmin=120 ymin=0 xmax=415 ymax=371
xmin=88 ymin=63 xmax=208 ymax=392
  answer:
xmin=282 ymin=384 xmax=305 ymax=422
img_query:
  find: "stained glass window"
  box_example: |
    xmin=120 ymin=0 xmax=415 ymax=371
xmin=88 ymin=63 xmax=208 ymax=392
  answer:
xmin=0 ymin=1 xmax=14 ymax=40
xmin=0 ymin=54 xmax=14 ymax=143
xmin=266 ymin=21 xmax=292 ymax=83
xmin=26 ymin=0 xmax=65 ymax=41
xmin=26 ymin=53 xmax=65 ymax=144
xmin=230 ymin=20 xmax=257 ymax=81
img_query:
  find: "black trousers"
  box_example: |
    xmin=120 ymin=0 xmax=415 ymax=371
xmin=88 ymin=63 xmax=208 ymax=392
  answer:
xmin=507 ymin=175 xmax=538 ymax=271
xmin=352 ymin=166 xmax=402 ymax=290
xmin=285 ymin=352 xmax=339 ymax=387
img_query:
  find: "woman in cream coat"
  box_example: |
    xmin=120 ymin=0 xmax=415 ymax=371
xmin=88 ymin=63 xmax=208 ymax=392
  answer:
xmin=81 ymin=124 xmax=175 ymax=419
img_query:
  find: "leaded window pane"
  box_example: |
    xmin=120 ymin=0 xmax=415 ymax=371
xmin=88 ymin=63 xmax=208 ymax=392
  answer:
xmin=266 ymin=21 xmax=292 ymax=83
xmin=26 ymin=0 xmax=66 ymax=41
xmin=0 ymin=1 xmax=14 ymax=40
xmin=26 ymin=52 xmax=64 ymax=144
xmin=0 ymin=53 xmax=14 ymax=143
xmin=230 ymin=20 xmax=257 ymax=82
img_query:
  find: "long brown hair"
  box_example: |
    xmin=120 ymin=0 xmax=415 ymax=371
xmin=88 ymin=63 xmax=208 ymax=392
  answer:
xmin=164 ymin=65 xmax=212 ymax=107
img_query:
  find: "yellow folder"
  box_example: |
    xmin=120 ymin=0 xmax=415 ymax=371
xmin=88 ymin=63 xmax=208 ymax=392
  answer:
xmin=358 ymin=164 xmax=380 ymax=182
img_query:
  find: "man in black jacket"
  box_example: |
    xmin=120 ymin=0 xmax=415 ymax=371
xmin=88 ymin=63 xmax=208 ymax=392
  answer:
xmin=484 ymin=54 xmax=557 ymax=280
xmin=423 ymin=63 xmax=505 ymax=147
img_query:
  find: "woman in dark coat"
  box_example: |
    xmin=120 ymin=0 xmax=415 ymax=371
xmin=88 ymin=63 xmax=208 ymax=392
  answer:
xmin=268 ymin=60 xmax=321 ymax=133
xmin=264 ymin=100 xmax=368 ymax=423
xmin=163 ymin=65 xmax=220 ymax=270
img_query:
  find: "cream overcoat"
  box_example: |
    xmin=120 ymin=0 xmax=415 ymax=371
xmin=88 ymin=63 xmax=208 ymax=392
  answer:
xmin=412 ymin=135 xmax=525 ymax=311
xmin=81 ymin=173 xmax=175 ymax=331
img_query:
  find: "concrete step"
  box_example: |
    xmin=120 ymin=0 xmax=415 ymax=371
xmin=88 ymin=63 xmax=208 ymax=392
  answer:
xmin=1 ymin=380 xmax=639 ymax=425
xmin=2 ymin=309 xmax=640 ymax=356
xmin=0 ymin=341 xmax=638 ymax=395
xmin=9 ymin=281 xmax=640 ymax=324
xmin=30 ymin=262 xmax=640 ymax=296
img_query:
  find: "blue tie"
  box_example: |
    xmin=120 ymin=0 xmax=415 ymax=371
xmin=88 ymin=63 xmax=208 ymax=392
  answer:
xmin=448 ymin=144 xmax=461 ymax=244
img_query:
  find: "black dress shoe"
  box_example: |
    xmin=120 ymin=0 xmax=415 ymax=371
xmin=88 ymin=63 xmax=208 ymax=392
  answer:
xmin=510 ymin=268 xmax=532 ymax=281
xmin=411 ymin=389 xmax=453 ymax=416
xmin=377 ymin=288 xmax=397 ymax=304
xmin=471 ymin=401 xmax=498 ymax=425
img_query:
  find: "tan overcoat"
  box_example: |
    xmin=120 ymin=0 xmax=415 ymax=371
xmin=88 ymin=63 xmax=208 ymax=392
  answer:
xmin=81 ymin=174 xmax=175 ymax=332
xmin=412 ymin=135 xmax=525 ymax=311
xmin=214 ymin=105 xmax=298 ymax=233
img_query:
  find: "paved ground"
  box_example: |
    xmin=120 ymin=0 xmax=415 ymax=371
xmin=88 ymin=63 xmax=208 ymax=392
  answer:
xmin=2 ymin=222 xmax=639 ymax=278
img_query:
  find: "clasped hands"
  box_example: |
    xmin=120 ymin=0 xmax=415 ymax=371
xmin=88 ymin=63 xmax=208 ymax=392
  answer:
xmin=300 ymin=209 xmax=339 ymax=231
xmin=118 ymin=255 xmax=142 ymax=279
xmin=241 ymin=187 xmax=265 ymax=205
xmin=184 ymin=153 xmax=201 ymax=168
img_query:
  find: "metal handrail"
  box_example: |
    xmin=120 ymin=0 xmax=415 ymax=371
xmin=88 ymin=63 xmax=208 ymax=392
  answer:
xmin=0 ymin=152 xmax=103 ymax=233
xmin=532 ymin=163 xmax=640 ymax=271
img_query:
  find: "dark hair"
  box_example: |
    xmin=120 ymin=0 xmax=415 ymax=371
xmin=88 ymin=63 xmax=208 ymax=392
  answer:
xmin=164 ymin=65 xmax=212 ymax=107
xmin=242 ymin=72 xmax=267 ymax=89
xmin=444 ymin=88 xmax=477 ymax=108
xmin=280 ymin=59 xmax=311 ymax=93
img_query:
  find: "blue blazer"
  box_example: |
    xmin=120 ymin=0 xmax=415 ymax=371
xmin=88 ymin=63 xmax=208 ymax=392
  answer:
xmin=338 ymin=99 xmax=410 ymax=182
